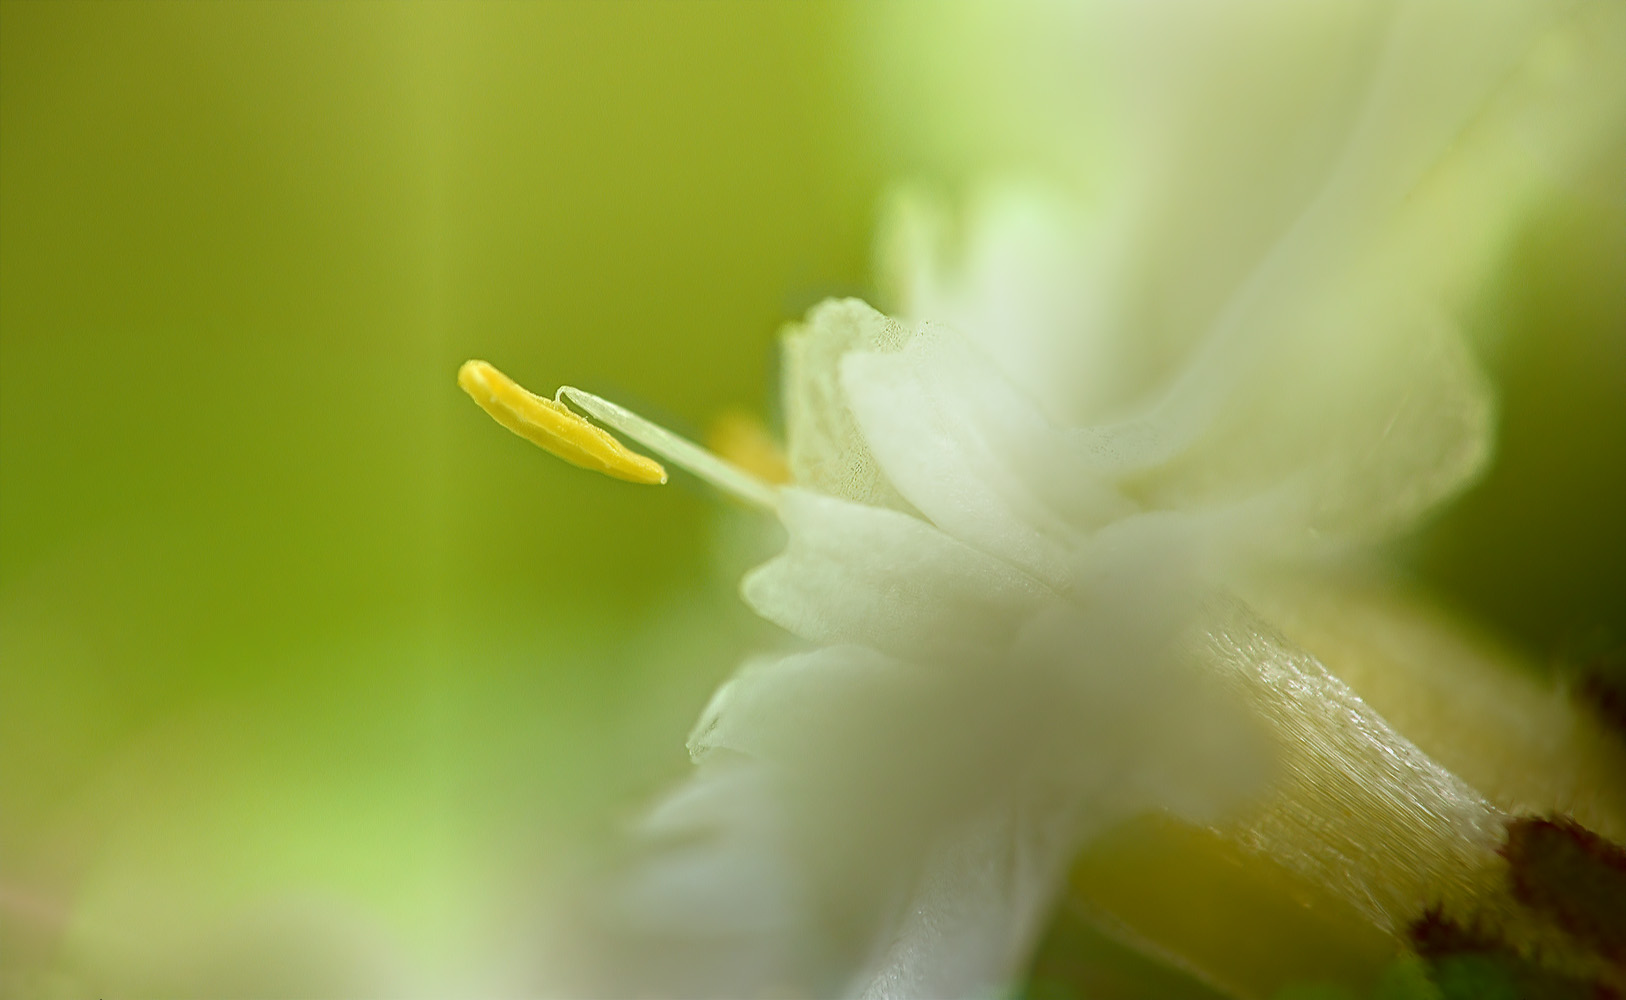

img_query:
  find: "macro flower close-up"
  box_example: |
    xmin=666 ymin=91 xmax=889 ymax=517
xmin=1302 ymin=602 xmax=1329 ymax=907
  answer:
xmin=3 ymin=2 xmax=1624 ymax=998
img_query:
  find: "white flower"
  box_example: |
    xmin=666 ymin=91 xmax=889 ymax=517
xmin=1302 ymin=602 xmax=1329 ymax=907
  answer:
xmin=460 ymin=0 xmax=1626 ymax=996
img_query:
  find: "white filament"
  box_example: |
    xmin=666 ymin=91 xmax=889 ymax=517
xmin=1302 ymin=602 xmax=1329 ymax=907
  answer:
xmin=558 ymin=386 xmax=780 ymax=510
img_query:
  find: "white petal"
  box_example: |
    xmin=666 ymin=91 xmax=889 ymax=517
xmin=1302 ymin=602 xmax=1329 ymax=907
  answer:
xmin=687 ymin=644 xmax=921 ymax=765
xmin=741 ymin=488 xmax=1050 ymax=660
xmin=879 ymin=185 xmax=1135 ymax=426
xmin=853 ymin=809 xmax=1061 ymax=1000
xmin=780 ymin=299 xmax=917 ymax=512
xmin=841 ymin=325 xmax=1132 ymax=586
xmin=1131 ymin=299 xmax=1493 ymax=547
xmin=596 ymin=760 xmax=822 ymax=997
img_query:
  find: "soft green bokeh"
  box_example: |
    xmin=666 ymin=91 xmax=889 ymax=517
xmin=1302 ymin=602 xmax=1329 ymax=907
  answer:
xmin=2 ymin=3 xmax=878 ymax=993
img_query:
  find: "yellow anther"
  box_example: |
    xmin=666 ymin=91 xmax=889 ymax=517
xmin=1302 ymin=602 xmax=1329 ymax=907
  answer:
xmin=457 ymin=359 xmax=667 ymax=485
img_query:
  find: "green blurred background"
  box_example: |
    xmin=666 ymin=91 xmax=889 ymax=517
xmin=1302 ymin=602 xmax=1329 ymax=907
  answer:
xmin=1 ymin=2 xmax=1621 ymax=996
xmin=1 ymin=4 xmax=884 ymax=993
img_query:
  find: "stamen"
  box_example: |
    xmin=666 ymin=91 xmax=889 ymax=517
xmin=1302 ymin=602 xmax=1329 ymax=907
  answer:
xmin=458 ymin=360 xmax=667 ymax=485
xmin=557 ymin=386 xmax=780 ymax=509
xmin=457 ymin=359 xmax=781 ymax=508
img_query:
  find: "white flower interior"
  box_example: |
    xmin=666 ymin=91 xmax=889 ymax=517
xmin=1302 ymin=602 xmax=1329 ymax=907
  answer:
xmin=458 ymin=0 xmax=1626 ymax=995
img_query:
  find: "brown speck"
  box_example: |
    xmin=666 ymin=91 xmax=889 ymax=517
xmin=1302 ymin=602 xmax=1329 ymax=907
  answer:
xmin=1502 ymin=815 xmax=1626 ymax=966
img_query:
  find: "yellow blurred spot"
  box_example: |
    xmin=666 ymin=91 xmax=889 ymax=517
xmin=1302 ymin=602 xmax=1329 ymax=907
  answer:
xmin=458 ymin=360 xmax=667 ymax=485
xmin=1069 ymin=814 xmax=1397 ymax=998
xmin=707 ymin=410 xmax=791 ymax=485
